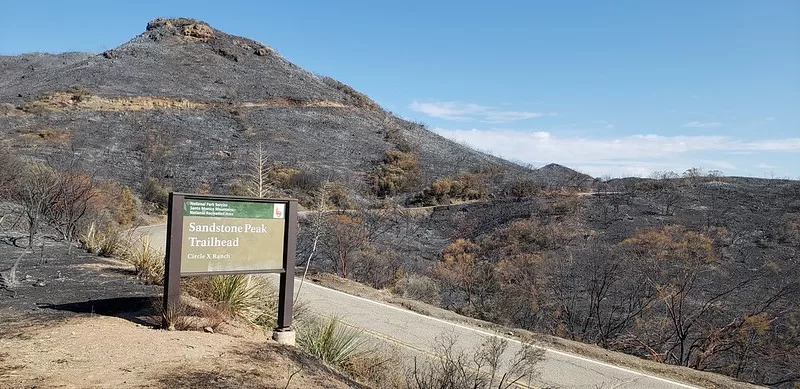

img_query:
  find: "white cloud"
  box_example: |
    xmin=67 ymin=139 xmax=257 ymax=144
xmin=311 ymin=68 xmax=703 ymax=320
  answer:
xmin=482 ymin=110 xmax=545 ymax=122
xmin=685 ymin=121 xmax=722 ymax=128
xmin=408 ymin=101 xmax=484 ymax=121
xmin=756 ymin=163 xmax=777 ymax=169
xmin=744 ymin=139 xmax=800 ymax=151
xmin=432 ymin=127 xmax=800 ymax=177
xmin=592 ymin=120 xmax=616 ymax=129
xmin=698 ymin=159 xmax=737 ymax=170
xmin=409 ymin=101 xmax=547 ymax=123
xmin=766 ymin=117 xmax=776 ymax=121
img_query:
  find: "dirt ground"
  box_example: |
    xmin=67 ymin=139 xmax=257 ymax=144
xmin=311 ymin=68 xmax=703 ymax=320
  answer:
xmin=0 ymin=313 xmax=365 ymax=389
xmin=0 ymin=237 xmax=365 ymax=389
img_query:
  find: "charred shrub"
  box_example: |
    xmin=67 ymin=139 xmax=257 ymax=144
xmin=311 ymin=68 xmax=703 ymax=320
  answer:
xmin=143 ymin=177 xmax=170 ymax=211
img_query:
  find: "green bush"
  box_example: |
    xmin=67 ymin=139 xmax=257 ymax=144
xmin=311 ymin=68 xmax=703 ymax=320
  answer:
xmin=369 ymin=150 xmax=421 ymax=198
xmin=212 ymin=275 xmax=267 ymax=322
xmin=414 ymin=172 xmax=489 ymax=206
xmin=326 ymin=181 xmax=351 ymax=209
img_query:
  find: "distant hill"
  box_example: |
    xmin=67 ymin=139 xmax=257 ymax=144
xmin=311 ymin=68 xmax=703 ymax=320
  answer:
xmin=0 ymin=18 xmax=540 ymax=205
xmin=530 ymin=163 xmax=594 ymax=188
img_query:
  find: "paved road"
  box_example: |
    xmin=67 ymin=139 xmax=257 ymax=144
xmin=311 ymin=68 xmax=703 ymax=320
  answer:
xmin=137 ymin=224 xmax=701 ymax=389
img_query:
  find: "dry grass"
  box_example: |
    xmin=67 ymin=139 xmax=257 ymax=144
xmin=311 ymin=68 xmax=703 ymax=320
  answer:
xmin=80 ymin=222 xmax=127 ymax=257
xmin=99 ymin=231 xmax=123 ymax=257
xmin=81 ymin=204 xmax=160 ymax=281
xmin=16 ymin=91 xmax=351 ymax=113
xmin=155 ymin=298 xmax=193 ymax=331
xmin=149 ymin=275 xmax=312 ymax=336
xmin=403 ymin=333 xmax=545 ymax=389
xmin=344 ymin=344 xmax=405 ymax=388
xmin=78 ymin=223 xmax=100 ymax=253
xmin=149 ymin=296 xmax=228 ymax=332
xmin=119 ymin=235 xmax=164 ymax=285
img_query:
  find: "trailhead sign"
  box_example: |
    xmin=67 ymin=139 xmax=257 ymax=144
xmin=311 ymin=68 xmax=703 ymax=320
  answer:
xmin=181 ymin=198 xmax=287 ymax=274
xmin=163 ymin=193 xmax=298 ymax=341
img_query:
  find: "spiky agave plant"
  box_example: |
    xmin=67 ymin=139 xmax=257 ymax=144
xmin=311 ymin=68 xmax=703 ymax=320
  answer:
xmin=209 ymin=274 xmax=270 ymax=322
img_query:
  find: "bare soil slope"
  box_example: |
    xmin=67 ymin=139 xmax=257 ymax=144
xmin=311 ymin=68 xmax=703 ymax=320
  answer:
xmin=1 ymin=314 xmax=364 ymax=389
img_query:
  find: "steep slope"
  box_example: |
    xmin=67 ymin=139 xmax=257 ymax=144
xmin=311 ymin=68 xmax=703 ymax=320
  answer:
xmin=0 ymin=52 xmax=93 ymax=92
xmin=0 ymin=18 xmax=529 ymax=203
xmin=1 ymin=18 xmax=358 ymax=104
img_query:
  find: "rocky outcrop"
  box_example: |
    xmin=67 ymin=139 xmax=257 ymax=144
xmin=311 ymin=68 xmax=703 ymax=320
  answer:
xmin=144 ymin=18 xmax=214 ymax=42
xmin=182 ymin=23 xmax=214 ymax=41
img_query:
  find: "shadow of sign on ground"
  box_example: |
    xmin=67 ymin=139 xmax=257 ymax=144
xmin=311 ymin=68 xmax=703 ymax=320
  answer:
xmin=38 ymin=296 xmax=156 ymax=326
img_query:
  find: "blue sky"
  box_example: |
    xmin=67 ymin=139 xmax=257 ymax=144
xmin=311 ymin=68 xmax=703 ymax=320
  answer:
xmin=1 ymin=0 xmax=798 ymax=178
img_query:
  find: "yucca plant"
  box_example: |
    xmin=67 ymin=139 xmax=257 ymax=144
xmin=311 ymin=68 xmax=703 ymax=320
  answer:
xmin=208 ymin=275 xmax=269 ymax=322
xmin=298 ymin=316 xmax=368 ymax=367
xmin=182 ymin=275 xmax=306 ymax=329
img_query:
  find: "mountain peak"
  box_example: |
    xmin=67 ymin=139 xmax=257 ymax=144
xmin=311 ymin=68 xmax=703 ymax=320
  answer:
xmin=145 ymin=18 xmax=215 ymax=41
xmin=146 ymin=17 xmax=208 ymax=31
xmin=133 ymin=17 xmax=274 ymax=58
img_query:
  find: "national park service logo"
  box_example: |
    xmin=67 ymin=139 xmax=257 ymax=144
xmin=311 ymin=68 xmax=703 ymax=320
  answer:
xmin=273 ymin=204 xmax=285 ymax=219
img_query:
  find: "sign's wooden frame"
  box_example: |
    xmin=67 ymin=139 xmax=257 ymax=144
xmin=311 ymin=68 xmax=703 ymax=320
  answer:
xmin=162 ymin=193 xmax=298 ymax=331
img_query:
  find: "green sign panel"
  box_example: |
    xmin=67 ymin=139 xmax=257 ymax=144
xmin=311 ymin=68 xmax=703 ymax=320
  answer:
xmin=179 ymin=199 xmax=287 ymax=274
xmin=183 ymin=199 xmax=285 ymax=219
